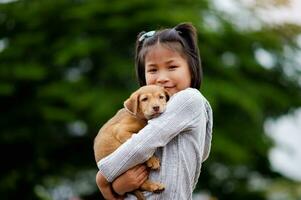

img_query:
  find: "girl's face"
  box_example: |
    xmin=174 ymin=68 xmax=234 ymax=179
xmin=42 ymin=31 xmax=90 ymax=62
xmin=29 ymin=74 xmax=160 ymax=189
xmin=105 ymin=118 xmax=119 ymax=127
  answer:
xmin=144 ymin=44 xmax=191 ymax=96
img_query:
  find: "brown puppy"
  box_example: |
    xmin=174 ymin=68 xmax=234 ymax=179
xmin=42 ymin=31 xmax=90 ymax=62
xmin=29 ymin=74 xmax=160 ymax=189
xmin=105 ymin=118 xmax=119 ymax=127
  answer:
xmin=94 ymin=85 xmax=169 ymax=199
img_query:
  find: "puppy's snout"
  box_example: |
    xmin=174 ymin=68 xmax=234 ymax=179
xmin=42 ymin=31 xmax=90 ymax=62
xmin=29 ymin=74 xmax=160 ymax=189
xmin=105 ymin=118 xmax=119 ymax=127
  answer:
xmin=153 ymin=106 xmax=160 ymax=112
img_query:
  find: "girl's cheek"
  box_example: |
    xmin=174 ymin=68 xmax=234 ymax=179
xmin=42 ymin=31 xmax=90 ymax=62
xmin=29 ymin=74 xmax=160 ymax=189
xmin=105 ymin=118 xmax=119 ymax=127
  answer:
xmin=145 ymin=75 xmax=155 ymax=85
xmin=146 ymin=79 xmax=155 ymax=85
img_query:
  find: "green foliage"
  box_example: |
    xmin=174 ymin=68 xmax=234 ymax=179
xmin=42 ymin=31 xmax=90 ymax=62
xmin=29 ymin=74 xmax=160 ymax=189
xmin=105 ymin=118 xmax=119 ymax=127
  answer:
xmin=0 ymin=0 xmax=300 ymax=199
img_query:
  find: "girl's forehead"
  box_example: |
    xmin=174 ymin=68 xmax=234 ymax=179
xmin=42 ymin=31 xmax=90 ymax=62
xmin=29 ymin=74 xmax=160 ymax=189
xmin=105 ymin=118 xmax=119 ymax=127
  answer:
xmin=146 ymin=42 xmax=183 ymax=52
xmin=144 ymin=45 xmax=188 ymax=67
xmin=144 ymin=43 xmax=185 ymax=61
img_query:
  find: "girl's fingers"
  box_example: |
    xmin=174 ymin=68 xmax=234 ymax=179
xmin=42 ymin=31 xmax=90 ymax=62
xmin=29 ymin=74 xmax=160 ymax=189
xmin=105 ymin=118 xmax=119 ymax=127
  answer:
xmin=131 ymin=165 xmax=141 ymax=171
xmin=139 ymin=173 xmax=148 ymax=185
xmin=136 ymin=169 xmax=149 ymax=181
xmin=135 ymin=164 xmax=147 ymax=173
xmin=132 ymin=164 xmax=146 ymax=174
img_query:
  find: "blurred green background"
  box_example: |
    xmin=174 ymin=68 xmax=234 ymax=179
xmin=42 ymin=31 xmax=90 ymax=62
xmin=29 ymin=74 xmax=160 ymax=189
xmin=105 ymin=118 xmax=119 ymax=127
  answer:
xmin=1 ymin=0 xmax=301 ymax=199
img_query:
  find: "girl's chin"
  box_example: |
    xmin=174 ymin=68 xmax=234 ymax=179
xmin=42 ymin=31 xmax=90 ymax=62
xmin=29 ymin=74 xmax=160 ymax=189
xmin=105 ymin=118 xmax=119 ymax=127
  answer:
xmin=165 ymin=87 xmax=178 ymax=96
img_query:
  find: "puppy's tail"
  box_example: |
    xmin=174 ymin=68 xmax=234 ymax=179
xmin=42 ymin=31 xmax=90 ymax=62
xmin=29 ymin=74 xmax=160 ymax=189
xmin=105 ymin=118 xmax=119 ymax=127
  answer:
xmin=134 ymin=190 xmax=145 ymax=200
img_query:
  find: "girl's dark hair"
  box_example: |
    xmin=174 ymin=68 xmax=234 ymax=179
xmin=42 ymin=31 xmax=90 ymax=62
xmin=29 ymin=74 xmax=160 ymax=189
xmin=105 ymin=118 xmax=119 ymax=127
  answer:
xmin=135 ymin=22 xmax=203 ymax=89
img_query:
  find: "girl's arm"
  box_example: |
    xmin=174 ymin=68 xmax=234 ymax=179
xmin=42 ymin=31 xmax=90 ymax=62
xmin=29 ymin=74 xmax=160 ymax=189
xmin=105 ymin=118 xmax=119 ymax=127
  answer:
xmin=112 ymin=164 xmax=148 ymax=195
xmin=98 ymin=88 xmax=206 ymax=182
xmin=96 ymin=171 xmax=124 ymax=200
xmin=96 ymin=165 xmax=148 ymax=198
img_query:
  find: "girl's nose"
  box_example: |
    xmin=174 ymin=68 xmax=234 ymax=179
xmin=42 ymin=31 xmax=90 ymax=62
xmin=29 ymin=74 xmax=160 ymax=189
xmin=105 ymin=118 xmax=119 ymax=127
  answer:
xmin=156 ymin=72 xmax=169 ymax=84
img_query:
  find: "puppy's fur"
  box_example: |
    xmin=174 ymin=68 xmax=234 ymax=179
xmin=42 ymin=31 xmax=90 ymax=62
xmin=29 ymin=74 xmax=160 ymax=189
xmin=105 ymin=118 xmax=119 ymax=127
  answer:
xmin=94 ymin=85 xmax=169 ymax=199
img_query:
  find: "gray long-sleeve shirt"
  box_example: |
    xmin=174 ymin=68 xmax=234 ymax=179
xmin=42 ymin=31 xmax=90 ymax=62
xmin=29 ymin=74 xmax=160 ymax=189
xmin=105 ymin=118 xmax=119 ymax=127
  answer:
xmin=98 ymin=88 xmax=213 ymax=200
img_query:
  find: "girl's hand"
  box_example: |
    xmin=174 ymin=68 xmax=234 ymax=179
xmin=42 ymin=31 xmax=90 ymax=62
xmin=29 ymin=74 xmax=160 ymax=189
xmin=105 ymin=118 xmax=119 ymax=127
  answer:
xmin=112 ymin=164 xmax=149 ymax=195
xmin=96 ymin=171 xmax=124 ymax=200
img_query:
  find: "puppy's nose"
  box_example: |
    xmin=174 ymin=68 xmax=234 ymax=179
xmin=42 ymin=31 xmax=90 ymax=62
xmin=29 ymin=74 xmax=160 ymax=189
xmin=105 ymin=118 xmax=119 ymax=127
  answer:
xmin=153 ymin=106 xmax=160 ymax=112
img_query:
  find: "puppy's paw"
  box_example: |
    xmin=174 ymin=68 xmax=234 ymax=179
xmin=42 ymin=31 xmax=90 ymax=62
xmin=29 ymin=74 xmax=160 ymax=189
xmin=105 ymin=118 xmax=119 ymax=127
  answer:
xmin=150 ymin=183 xmax=165 ymax=193
xmin=141 ymin=180 xmax=165 ymax=193
xmin=146 ymin=156 xmax=160 ymax=170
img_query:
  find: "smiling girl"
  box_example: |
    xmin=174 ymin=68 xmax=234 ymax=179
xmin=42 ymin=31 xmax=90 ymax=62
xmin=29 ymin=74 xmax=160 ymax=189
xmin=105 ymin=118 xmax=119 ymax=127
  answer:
xmin=96 ymin=23 xmax=213 ymax=200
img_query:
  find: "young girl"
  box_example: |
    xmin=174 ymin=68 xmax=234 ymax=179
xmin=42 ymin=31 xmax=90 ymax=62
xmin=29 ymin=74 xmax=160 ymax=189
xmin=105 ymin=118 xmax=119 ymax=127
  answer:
xmin=96 ymin=23 xmax=213 ymax=200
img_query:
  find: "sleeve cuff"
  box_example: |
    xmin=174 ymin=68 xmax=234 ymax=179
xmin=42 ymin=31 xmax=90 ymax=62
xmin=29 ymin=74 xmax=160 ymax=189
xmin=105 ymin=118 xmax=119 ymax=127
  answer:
xmin=97 ymin=159 xmax=114 ymax=183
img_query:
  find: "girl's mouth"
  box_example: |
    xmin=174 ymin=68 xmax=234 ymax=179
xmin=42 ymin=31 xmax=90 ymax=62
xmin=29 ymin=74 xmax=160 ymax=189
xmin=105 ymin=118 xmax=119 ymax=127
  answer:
xmin=163 ymin=86 xmax=175 ymax=89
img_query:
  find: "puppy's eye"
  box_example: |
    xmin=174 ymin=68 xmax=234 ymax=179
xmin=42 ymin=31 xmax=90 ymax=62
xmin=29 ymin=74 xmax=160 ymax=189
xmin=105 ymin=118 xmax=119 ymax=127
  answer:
xmin=141 ymin=97 xmax=148 ymax=102
xmin=159 ymin=95 xmax=164 ymax=99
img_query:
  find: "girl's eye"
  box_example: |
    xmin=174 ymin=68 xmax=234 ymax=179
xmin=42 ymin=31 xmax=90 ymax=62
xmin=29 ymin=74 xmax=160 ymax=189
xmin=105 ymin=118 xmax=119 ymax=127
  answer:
xmin=147 ymin=68 xmax=157 ymax=73
xmin=169 ymin=65 xmax=178 ymax=70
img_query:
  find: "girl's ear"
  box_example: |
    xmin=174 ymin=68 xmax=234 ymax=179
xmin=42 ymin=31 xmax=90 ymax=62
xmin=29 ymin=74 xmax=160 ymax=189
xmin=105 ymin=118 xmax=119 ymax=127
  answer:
xmin=124 ymin=93 xmax=139 ymax=115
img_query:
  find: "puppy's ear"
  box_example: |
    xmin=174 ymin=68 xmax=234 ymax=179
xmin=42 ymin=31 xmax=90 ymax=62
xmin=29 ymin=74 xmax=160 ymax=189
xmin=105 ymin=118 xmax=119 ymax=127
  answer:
xmin=124 ymin=93 xmax=139 ymax=115
xmin=164 ymin=90 xmax=170 ymax=102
